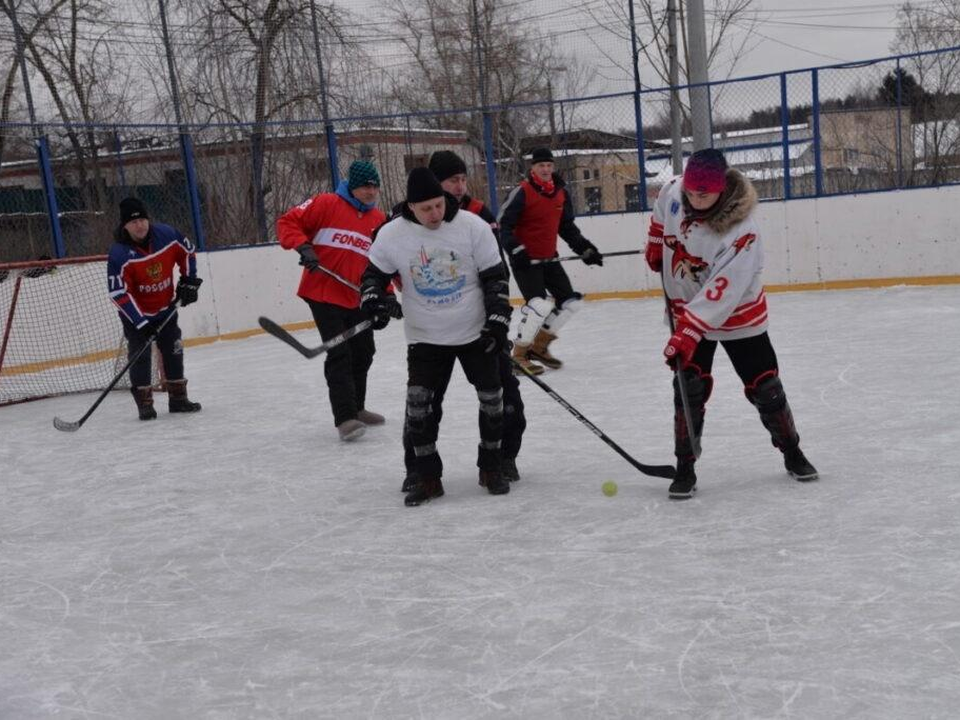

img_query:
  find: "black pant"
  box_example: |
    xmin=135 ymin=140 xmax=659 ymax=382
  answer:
xmin=403 ymin=348 xmax=525 ymax=473
xmin=122 ymin=312 xmax=183 ymax=388
xmin=688 ymin=332 xmax=779 ymax=384
xmin=513 ymin=262 xmax=577 ymax=304
xmin=306 ymin=299 xmax=375 ymax=426
xmin=404 ymin=340 xmax=503 ymax=478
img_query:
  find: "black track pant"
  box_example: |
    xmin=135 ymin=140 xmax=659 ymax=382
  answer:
xmin=121 ymin=312 xmax=184 ymax=387
xmin=513 ymin=261 xmax=578 ymax=304
xmin=689 ymin=331 xmax=779 ymax=382
xmin=404 ymin=340 xmax=504 ymax=479
xmin=306 ymin=299 xmax=375 ymax=426
xmin=403 ymin=349 xmax=525 ymax=473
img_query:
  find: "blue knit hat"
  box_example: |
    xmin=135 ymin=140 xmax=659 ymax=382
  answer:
xmin=347 ymin=160 xmax=380 ymax=190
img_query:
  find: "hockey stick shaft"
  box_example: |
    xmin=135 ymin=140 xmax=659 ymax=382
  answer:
xmin=313 ymin=264 xmax=360 ymax=292
xmin=511 ymin=358 xmax=676 ymax=479
xmin=53 ymin=303 xmax=181 ymax=432
xmin=662 ymin=280 xmax=702 ymax=459
xmin=258 ymin=316 xmax=372 ymax=359
xmin=530 ymin=249 xmax=641 ymax=265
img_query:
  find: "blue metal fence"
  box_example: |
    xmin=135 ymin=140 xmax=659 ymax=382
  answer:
xmin=2 ymin=45 xmax=960 ymax=262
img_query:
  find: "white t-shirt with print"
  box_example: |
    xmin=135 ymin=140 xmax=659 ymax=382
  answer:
xmin=369 ymin=209 xmax=503 ymax=346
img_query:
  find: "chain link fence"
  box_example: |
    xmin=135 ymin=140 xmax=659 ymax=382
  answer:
xmin=4 ymin=39 xmax=960 ymax=261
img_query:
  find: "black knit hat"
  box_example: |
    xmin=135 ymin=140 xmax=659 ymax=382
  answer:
xmin=428 ymin=150 xmax=467 ymax=182
xmin=406 ymin=167 xmax=445 ymax=203
xmin=119 ymin=197 xmax=148 ymax=225
xmin=530 ymin=147 xmax=554 ymax=164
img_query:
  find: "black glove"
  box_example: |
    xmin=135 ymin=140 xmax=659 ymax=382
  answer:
xmin=296 ymin=243 xmax=320 ymax=272
xmin=580 ymin=242 xmax=603 ymax=267
xmin=175 ymin=276 xmax=203 ymax=306
xmin=361 ymin=293 xmax=401 ymax=331
xmin=479 ymin=314 xmax=510 ymax=354
xmin=508 ymin=246 xmax=531 ymax=271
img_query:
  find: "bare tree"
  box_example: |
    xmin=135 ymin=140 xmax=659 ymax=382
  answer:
xmin=378 ymin=0 xmax=594 ymax=174
xmin=586 ymin=0 xmax=758 ymax=134
xmin=892 ymin=1 xmax=960 ymax=184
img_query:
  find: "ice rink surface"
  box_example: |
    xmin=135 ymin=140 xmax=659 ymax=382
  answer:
xmin=2 ymin=285 xmax=959 ymax=719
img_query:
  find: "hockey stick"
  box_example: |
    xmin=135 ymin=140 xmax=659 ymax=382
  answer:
xmin=529 ymin=249 xmax=641 ymax=266
xmin=311 ymin=263 xmax=359 ymax=292
xmin=662 ymin=280 xmax=702 ymax=459
xmin=258 ymin=316 xmax=372 ymax=359
xmin=511 ymin=358 xmax=676 ymax=479
xmin=53 ymin=303 xmax=181 ymax=432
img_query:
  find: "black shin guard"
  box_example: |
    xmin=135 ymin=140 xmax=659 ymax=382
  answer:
xmin=745 ymin=373 xmax=800 ymax=451
xmin=673 ymin=366 xmax=712 ymax=463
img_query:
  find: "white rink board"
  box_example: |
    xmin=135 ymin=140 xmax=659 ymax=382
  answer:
xmin=177 ymin=185 xmax=960 ymax=341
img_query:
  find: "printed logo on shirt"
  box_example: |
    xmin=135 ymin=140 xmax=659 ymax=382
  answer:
xmin=145 ymin=262 xmax=164 ymax=281
xmin=409 ymin=245 xmax=466 ymax=304
xmin=314 ymin=227 xmax=372 ymax=256
xmin=665 ymin=235 xmax=708 ymax=280
xmin=670 ymin=200 xmax=681 ymax=216
xmin=733 ymin=233 xmax=757 ymax=254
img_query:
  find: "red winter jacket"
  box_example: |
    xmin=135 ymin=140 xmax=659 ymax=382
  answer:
xmin=497 ymin=173 xmax=590 ymax=260
xmin=277 ymin=192 xmax=386 ymax=308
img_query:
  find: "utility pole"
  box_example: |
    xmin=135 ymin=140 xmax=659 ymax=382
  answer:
xmin=667 ymin=0 xmax=683 ymax=173
xmin=685 ymin=0 xmax=712 ymax=150
xmin=310 ymin=0 xmax=340 ymax=189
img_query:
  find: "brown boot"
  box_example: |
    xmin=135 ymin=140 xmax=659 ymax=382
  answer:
xmin=167 ymin=379 xmax=202 ymax=413
xmin=511 ymin=342 xmax=544 ymax=376
xmin=478 ymin=468 xmax=510 ymax=495
xmin=529 ymin=329 xmax=562 ymax=369
xmin=404 ymin=476 xmax=444 ymax=506
xmin=337 ymin=418 xmax=366 ymax=441
xmin=357 ymin=409 xmax=385 ymax=425
xmin=132 ymin=386 xmax=157 ymax=421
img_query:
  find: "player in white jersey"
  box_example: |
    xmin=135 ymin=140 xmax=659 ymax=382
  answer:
xmin=645 ymin=148 xmax=818 ymax=499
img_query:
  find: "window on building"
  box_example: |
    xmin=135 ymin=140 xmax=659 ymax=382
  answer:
xmin=582 ymin=169 xmax=591 ymax=181
xmin=593 ymin=169 xmax=601 ymax=180
xmin=624 ymin=183 xmax=641 ymax=212
xmin=585 ymin=186 xmax=602 ymax=214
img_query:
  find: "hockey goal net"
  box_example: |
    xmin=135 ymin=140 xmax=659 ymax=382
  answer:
xmin=0 ymin=255 xmax=159 ymax=406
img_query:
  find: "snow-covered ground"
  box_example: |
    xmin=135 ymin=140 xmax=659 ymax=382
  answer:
xmin=2 ymin=286 xmax=959 ymax=718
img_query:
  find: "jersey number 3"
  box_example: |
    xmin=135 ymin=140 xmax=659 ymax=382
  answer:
xmin=705 ymin=276 xmax=729 ymax=302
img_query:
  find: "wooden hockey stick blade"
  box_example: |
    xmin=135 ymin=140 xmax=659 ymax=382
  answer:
xmin=258 ymin=316 xmax=317 ymax=357
xmin=53 ymin=416 xmax=82 ymax=432
xmin=258 ymin=316 xmax=373 ymax=359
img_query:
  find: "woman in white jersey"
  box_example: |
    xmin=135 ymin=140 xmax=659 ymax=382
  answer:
xmin=646 ymin=148 xmax=818 ymax=499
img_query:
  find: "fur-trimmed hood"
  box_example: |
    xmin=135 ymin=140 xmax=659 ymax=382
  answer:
xmin=683 ymin=169 xmax=757 ymax=235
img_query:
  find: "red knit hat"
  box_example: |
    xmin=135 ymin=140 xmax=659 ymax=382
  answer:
xmin=683 ymin=148 xmax=728 ymax=193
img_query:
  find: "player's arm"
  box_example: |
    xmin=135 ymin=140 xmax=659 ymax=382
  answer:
xmin=107 ymin=252 xmax=147 ymax=328
xmin=495 ymin=186 xmax=527 ymax=266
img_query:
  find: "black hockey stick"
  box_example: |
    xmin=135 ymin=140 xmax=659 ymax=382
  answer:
xmin=511 ymin=358 xmax=676 ymax=479
xmin=53 ymin=303 xmax=181 ymax=432
xmin=529 ymin=249 xmax=641 ymax=266
xmin=311 ymin=263 xmax=359 ymax=292
xmin=661 ymin=278 xmax=702 ymax=459
xmin=258 ymin=316 xmax=372 ymax=359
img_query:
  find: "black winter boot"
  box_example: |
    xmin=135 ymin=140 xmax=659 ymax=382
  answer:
xmin=401 ymin=471 xmax=420 ymax=493
xmin=167 ymin=379 xmax=202 ymax=413
xmin=479 ymin=468 xmax=510 ymax=495
xmin=405 ymin=476 xmax=444 ymax=506
xmin=132 ymin=386 xmax=157 ymax=421
xmin=669 ymin=460 xmax=697 ymax=499
xmin=500 ymin=457 xmax=520 ymax=482
xmin=784 ymin=447 xmax=819 ymax=481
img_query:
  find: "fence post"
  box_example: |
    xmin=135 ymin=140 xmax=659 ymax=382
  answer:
xmin=780 ymin=73 xmax=792 ymax=200
xmin=310 ymin=0 xmax=340 ymax=189
xmin=9 ymin=3 xmax=65 ymax=258
xmin=158 ymin=0 xmax=207 ymax=250
xmin=895 ymin=57 xmax=904 ymax=188
xmin=812 ymin=68 xmax=824 ymax=197
xmin=112 ymin=127 xmax=129 ymax=197
xmin=472 ymin=0 xmax=499 ymax=214
xmin=627 ymin=0 xmax=649 ymax=212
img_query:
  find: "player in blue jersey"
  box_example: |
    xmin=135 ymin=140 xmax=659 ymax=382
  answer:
xmin=106 ymin=197 xmax=203 ymax=420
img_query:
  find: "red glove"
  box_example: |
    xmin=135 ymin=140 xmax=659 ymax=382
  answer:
xmin=664 ymin=322 xmax=703 ymax=368
xmin=645 ymin=235 xmax=663 ymax=272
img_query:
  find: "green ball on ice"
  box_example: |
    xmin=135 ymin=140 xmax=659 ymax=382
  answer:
xmin=601 ymin=481 xmax=618 ymax=497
